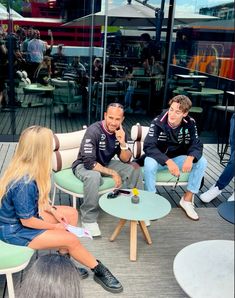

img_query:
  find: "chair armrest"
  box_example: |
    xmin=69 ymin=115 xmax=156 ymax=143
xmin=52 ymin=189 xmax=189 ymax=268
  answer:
xmin=131 ymin=124 xmax=149 ymax=159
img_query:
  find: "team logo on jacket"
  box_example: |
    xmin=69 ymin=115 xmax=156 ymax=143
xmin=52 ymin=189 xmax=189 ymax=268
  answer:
xmin=101 ymin=134 xmax=106 ymax=141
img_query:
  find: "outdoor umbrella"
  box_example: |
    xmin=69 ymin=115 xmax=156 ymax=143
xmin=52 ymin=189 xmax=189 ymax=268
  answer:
xmin=64 ymin=2 xmax=217 ymax=27
xmin=0 ymin=3 xmax=23 ymax=19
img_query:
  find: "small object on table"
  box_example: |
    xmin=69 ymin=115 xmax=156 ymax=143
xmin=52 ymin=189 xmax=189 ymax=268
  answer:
xmin=131 ymin=188 xmax=140 ymax=204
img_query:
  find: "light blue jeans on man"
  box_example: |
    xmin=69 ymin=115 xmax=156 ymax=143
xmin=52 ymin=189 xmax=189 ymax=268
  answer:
xmin=144 ymin=155 xmax=207 ymax=193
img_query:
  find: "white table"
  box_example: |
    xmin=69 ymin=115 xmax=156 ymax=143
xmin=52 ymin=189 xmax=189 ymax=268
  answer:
xmin=173 ymin=240 xmax=234 ymax=298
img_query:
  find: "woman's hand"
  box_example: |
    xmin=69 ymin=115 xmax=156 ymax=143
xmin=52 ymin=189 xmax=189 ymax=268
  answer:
xmin=51 ymin=207 xmax=68 ymax=225
xmin=53 ymin=223 xmax=67 ymax=230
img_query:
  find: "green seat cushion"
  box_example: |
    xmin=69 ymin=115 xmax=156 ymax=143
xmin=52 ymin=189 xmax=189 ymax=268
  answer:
xmin=54 ymin=168 xmax=115 ymax=195
xmin=0 ymin=241 xmax=34 ymax=269
xmin=190 ymin=107 xmax=203 ymax=113
xmin=141 ymin=168 xmax=189 ymax=183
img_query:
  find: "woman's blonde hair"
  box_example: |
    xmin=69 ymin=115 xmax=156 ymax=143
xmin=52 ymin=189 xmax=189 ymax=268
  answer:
xmin=0 ymin=126 xmax=53 ymax=210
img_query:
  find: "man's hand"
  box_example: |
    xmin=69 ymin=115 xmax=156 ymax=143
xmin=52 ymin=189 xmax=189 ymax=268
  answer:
xmin=115 ymin=124 xmax=126 ymax=146
xmin=182 ymin=156 xmax=194 ymax=173
xmin=93 ymin=163 xmax=122 ymax=187
xmin=166 ymin=159 xmax=180 ymax=177
xmin=112 ymin=171 xmax=122 ymax=188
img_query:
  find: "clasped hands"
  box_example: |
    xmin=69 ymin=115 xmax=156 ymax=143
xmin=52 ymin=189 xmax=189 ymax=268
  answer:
xmin=166 ymin=156 xmax=194 ymax=177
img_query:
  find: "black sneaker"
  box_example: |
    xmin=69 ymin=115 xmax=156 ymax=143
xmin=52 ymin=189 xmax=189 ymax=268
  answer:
xmin=92 ymin=260 xmax=123 ymax=293
xmin=77 ymin=267 xmax=89 ymax=280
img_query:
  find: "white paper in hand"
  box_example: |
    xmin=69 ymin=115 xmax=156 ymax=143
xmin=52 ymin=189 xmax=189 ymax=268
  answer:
xmin=66 ymin=224 xmax=93 ymax=239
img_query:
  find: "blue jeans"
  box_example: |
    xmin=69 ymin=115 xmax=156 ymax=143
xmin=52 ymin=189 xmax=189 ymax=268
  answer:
xmin=144 ymin=155 xmax=207 ymax=194
xmin=216 ymin=113 xmax=235 ymax=190
xmin=124 ymin=85 xmax=135 ymax=107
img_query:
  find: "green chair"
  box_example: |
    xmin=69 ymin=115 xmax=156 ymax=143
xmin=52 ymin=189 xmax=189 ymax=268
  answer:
xmin=52 ymin=129 xmax=115 ymax=208
xmin=0 ymin=240 xmax=34 ymax=298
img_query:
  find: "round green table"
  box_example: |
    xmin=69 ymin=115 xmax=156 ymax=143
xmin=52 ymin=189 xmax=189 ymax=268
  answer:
xmin=23 ymin=84 xmax=55 ymax=107
xmin=99 ymin=190 xmax=171 ymax=261
xmin=173 ymin=87 xmax=224 ymax=105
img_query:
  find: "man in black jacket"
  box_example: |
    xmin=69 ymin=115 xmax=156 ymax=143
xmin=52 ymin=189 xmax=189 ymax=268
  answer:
xmin=72 ymin=103 xmax=144 ymax=236
xmin=144 ymin=95 xmax=207 ymax=220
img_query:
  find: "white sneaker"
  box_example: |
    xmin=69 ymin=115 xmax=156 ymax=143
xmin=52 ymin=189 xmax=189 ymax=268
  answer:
xmin=179 ymin=197 xmax=199 ymax=221
xmin=145 ymin=220 xmax=151 ymax=227
xmin=227 ymin=192 xmax=234 ymax=202
xmin=82 ymin=222 xmax=101 ymax=237
xmin=199 ymin=184 xmax=222 ymax=203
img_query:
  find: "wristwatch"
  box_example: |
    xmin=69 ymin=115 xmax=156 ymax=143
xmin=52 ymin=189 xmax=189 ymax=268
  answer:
xmin=120 ymin=144 xmax=129 ymax=150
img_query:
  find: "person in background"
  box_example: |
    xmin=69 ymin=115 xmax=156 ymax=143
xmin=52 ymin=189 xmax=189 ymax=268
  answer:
xmin=72 ymin=103 xmax=144 ymax=236
xmin=0 ymin=126 xmax=123 ymax=294
xmin=52 ymin=44 xmax=68 ymax=77
xmin=34 ymin=56 xmax=52 ymax=85
xmin=92 ymin=57 xmax=103 ymax=82
xmin=16 ymin=254 xmax=82 ymax=298
xmin=124 ymin=66 xmax=135 ymax=113
xmin=140 ymin=33 xmax=159 ymax=76
xmin=0 ymin=29 xmax=7 ymax=110
xmin=143 ymin=95 xmax=207 ymax=221
xmin=27 ymin=30 xmax=46 ymax=81
xmin=44 ymin=29 xmax=54 ymax=56
xmin=21 ymin=27 xmax=34 ymax=62
xmin=200 ymin=113 xmax=234 ymax=203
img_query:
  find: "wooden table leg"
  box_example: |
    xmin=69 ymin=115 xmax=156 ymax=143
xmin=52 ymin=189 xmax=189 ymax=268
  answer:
xmin=130 ymin=220 xmax=138 ymax=261
xmin=110 ymin=219 xmax=126 ymax=242
xmin=139 ymin=221 xmax=152 ymax=244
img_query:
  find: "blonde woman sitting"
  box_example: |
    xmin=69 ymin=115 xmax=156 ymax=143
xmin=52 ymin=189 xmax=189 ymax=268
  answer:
xmin=0 ymin=126 xmax=123 ymax=294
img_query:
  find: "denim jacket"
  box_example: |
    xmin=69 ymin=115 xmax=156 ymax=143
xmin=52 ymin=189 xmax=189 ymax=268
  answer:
xmin=0 ymin=176 xmax=39 ymax=224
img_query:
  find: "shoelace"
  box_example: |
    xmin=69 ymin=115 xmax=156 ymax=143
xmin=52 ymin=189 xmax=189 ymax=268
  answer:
xmin=98 ymin=266 xmax=117 ymax=282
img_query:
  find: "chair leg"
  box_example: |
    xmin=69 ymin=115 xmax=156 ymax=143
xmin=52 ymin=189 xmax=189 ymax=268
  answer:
xmin=51 ymin=185 xmax=57 ymax=205
xmin=6 ymin=273 xmax=15 ymax=298
xmin=3 ymin=276 xmax=7 ymax=298
xmin=72 ymin=196 xmax=76 ymax=209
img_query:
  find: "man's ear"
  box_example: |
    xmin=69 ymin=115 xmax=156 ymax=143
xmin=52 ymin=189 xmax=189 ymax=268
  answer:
xmin=183 ymin=112 xmax=188 ymax=118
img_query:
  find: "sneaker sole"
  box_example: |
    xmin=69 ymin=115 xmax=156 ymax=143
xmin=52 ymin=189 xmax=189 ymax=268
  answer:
xmin=93 ymin=275 xmax=123 ymax=293
xmin=199 ymin=196 xmax=214 ymax=203
xmin=92 ymin=234 xmax=102 ymax=238
xmin=179 ymin=204 xmax=199 ymax=221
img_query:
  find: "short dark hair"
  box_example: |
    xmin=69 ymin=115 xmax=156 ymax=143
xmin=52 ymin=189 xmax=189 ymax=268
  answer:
xmin=106 ymin=103 xmax=124 ymax=111
xmin=168 ymin=95 xmax=192 ymax=113
xmin=16 ymin=254 xmax=82 ymax=298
